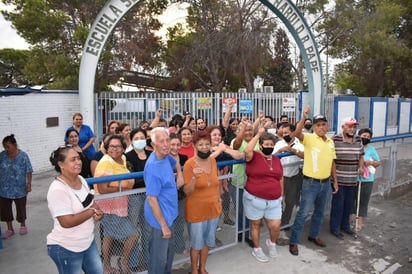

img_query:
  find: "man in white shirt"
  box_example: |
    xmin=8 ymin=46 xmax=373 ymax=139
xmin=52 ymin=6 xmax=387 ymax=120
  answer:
xmin=273 ymin=123 xmax=304 ymax=231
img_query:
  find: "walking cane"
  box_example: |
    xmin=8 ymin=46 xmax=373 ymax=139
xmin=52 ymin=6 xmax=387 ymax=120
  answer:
xmin=354 ymin=180 xmax=362 ymax=239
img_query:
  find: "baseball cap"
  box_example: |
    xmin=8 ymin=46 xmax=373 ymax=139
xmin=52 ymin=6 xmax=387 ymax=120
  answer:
xmin=342 ymin=117 xmax=358 ymax=126
xmin=313 ymin=114 xmax=327 ymax=124
xmin=182 ymin=111 xmax=190 ymax=116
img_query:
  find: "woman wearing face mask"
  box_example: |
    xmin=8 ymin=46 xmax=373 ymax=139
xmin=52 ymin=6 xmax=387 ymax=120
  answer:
xmin=352 ymin=128 xmax=380 ymax=231
xmin=302 ymin=118 xmax=313 ymax=133
xmin=243 ymin=127 xmax=284 ymax=263
xmin=126 ymin=128 xmax=152 ymax=189
xmin=183 ymin=131 xmax=221 ymax=274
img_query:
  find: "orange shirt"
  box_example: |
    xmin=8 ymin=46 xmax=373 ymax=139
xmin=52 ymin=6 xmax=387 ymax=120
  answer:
xmin=183 ymin=157 xmax=222 ymax=223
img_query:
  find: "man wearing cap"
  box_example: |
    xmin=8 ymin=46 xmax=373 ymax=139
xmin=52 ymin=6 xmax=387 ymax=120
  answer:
xmin=288 ymin=106 xmax=337 ymax=256
xmin=329 ymin=117 xmax=364 ymax=240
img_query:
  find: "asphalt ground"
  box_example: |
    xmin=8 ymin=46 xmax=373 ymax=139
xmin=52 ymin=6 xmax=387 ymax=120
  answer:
xmin=1 ymin=167 xmax=411 ymax=274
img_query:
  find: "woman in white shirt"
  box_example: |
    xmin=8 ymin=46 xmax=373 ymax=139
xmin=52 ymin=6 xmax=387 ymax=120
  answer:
xmin=47 ymin=146 xmax=103 ymax=274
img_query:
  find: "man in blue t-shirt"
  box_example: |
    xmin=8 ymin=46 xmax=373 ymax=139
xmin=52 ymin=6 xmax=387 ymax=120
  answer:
xmin=144 ymin=127 xmax=183 ymax=274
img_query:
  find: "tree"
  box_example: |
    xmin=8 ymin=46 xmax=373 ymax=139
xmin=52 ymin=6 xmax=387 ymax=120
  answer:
xmin=0 ymin=48 xmax=30 ymax=86
xmin=263 ymin=29 xmax=293 ymax=92
xmin=164 ymin=0 xmax=277 ymax=92
xmin=1 ymin=0 xmax=167 ymax=90
xmin=322 ymin=0 xmax=412 ymax=97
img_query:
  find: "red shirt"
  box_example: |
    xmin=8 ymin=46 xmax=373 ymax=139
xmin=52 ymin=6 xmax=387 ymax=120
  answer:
xmin=179 ymin=144 xmax=195 ymax=159
xmin=245 ymin=151 xmax=283 ymax=200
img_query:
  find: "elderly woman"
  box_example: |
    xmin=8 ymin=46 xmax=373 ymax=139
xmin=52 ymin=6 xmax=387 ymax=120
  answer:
xmin=65 ymin=113 xmax=96 ymax=159
xmin=243 ymin=127 xmax=283 ymax=263
xmin=208 ymin=125 xmax=244 ymax=226
xmin=183 ymin=131 xmax=221 ymax=274
xmin=94 ymin=134 xmax=139 ymax=274
xmin=0 ymin=134 xmax=33 ymax=239
xmin=65 ymin=129 xmax=92 ymax=179
xmin=47 ymin=146 xmax=103 ymax=273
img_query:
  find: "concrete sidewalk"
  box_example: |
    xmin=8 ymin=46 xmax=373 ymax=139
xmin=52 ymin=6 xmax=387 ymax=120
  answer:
xmin=1 ymin=169 xmax=411 ymax=274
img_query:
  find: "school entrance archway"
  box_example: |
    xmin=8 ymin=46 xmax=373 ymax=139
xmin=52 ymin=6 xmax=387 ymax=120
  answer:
xmin=79 ymin=0 xmax=324 ymax=127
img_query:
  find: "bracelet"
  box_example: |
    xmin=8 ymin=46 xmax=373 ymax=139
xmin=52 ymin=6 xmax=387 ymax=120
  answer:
xmin=89 ymin=207 xmax=97 ymax=213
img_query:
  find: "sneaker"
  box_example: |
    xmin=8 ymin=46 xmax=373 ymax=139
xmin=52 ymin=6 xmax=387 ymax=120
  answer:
xmin=252 ymin=247 xmax=269 ymax=263
xmin=19 ymin=226 xmax=28 ymax=235
xmin=2 ymin=229 xmax=14 ymax=239
xmin=266 ymin=239 xmax=278 ymax=258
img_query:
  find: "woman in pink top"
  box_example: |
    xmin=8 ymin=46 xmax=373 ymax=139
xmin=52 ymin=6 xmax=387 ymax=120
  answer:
xmin=47 ymin=146 xmax=104 ymax=273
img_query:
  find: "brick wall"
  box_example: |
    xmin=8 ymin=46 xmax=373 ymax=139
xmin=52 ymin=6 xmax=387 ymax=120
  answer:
xmin=0 ymin=92 xmax=80 ymax=173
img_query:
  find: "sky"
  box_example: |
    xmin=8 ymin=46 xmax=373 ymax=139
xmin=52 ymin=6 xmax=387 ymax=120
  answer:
xmin=0 ymin=2 xmax=188 ymax=50
xmin=0 ymin=3 xmax=29 ymax=49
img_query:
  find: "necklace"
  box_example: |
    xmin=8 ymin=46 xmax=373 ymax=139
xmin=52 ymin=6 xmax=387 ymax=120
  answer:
xmin=263 ymin=156 xmax=273 ymax=171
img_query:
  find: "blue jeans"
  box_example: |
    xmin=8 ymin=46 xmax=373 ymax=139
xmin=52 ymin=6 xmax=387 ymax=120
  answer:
xmin=290 ymin=177 xmax=331 ymax=245
xmin=47 ymin=240 xmax=103 ymax=274
xmin=147 ymin=221 xmax=176 ymax=274
xmin=330 ymin=185 xmax=356 ymax=232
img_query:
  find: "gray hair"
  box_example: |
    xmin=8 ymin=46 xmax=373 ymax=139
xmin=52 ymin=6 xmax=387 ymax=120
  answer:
xmin=151 ymin=127 xmax=170 ymax=144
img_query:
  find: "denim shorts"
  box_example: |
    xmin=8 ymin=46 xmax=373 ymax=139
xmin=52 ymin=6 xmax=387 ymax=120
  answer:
xmin=243 ymin=190 xmax=282 ymax=220
xmin=101 ymin=214 xmax=138 ymax=239
xmin=187 ymin=217 xmax=219 ymax=250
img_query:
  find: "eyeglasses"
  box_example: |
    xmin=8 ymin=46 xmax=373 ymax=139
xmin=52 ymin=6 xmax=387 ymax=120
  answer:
xmin=108 ymin=145 xmax=123 ymax=150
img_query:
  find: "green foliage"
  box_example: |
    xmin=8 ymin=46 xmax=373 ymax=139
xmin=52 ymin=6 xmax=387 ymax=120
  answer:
xmin=2 ymin=0 xmax=166 ymax=90
xmin=163 ymin=0 xmax=289 ymax=92
xmin=0 ymin=48 xmax=30 ymax=86
xmin=323 ymin=0 xmax=412 ymax=97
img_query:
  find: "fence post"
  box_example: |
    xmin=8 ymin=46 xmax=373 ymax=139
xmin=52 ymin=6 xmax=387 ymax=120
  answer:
xmin=387 ymin=142 xmax=398 ymax=197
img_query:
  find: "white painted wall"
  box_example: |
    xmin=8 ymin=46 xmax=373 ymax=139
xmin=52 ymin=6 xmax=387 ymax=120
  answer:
xmin=0 ymin=92 xmax=80 ymax=173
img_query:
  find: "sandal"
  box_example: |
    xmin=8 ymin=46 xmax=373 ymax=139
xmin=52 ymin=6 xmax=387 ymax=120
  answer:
xmin=2 ymin=230 xmax=14 ymax=239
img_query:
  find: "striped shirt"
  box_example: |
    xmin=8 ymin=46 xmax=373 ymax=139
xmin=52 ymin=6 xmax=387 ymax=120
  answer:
xmin=333 ymin=134 xmax=364 ymax=186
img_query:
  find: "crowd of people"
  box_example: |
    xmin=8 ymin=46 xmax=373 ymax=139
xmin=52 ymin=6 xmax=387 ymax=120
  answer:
xmin=0 ymin=101 xmax=381 ymax=272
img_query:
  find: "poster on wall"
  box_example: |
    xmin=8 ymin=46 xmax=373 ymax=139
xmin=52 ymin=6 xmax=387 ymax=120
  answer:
xmin=197 ymin=97 xmax=212 ymax=110
xmin=282 ymin=97 xmax=296 ymax=112
xmin=222 ymin=97 xmax=237 ymax=113
xmin=399 ymin=101 xmax=411 ymax=134
xmin=336 ymin=101 xmax=356 ymax=134
xmin=239 ymin=100 xmax=253 ymax=114
xmin=372 ymin=101 xmax=387 ymax=137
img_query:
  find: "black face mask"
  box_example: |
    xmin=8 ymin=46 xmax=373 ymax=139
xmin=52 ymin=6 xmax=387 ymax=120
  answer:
xmin=304 ymin=124 xmax=312 ymax=130
xmin=261 ymin=147 xmax=273 ymax=156
xmin=345 ymin=133 xmax=354 ymax=138
xmin=283 ymin=135 xmax=292 ymax=143
xmin=361 ymin=137 xmax=371 ymax=145
xmin=146 ymin=138 xmax=152 ymax=148
xmin=197 ymin=150 xmax=211 ymax=159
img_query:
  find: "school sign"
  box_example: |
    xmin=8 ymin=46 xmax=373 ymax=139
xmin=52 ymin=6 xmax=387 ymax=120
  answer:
xmin=79 ymin=0 xmax=324 ymax=127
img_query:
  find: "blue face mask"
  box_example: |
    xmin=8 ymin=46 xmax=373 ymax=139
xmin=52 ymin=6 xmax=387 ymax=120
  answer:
xmin=133 ymin=139 xmax=146 ymax=150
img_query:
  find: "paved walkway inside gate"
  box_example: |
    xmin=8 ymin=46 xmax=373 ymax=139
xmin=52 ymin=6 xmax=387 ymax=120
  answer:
xmin=1 ymin=146 xmax=412 ymax=274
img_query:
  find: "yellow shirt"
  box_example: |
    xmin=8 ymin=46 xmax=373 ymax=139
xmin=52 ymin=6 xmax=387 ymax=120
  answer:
xmin=94 ymin=154 xmax=134 ymax=216
xmin=302 ymin=133 xmax=336 ymax=179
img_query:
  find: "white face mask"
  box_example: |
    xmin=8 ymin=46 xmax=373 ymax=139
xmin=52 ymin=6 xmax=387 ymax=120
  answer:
xmin=133 ymin=139 xmax=146 ymax=150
